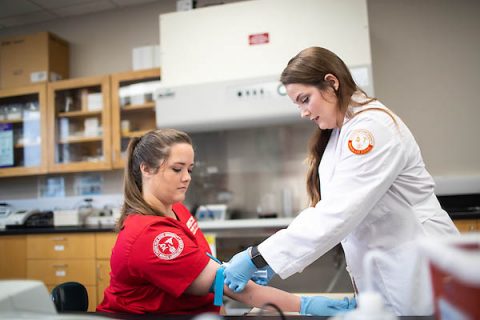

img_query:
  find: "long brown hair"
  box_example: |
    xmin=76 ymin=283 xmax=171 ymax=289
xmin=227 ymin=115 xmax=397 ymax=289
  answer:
xmin=117 ymin=128 xmax=192 ymax=230
xmin=280 ymin=47 xmax=375 ymax=206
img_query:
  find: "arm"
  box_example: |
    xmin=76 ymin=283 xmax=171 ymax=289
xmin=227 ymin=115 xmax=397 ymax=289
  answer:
xmin=224 ymin=113 xmax=407 ymax=288
xmin=260 ymin=116 xmax=407 ymax=278
xmin=185 ymin=260 xmax=300 ymax=312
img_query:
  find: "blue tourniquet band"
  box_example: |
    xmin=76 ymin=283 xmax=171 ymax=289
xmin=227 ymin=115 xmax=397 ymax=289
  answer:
xmin=213 ymin=267 xmax=225 ymax=306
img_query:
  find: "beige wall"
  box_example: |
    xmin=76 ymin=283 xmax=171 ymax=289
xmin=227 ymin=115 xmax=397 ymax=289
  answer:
xmin=368 ymin=0 xmax=480 ymax=175
xmin=0 ymin=1 xmax=176 ymax=77
xmin=1 ymin=0 xmax=479 ymax=200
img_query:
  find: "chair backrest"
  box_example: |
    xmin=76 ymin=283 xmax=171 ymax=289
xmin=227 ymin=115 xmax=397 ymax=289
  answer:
xmin=51 ymin=281 xmax=89 ymax=312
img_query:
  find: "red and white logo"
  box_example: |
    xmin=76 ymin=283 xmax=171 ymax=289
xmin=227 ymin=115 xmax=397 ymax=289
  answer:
xmin=153 ymin=232 xmax=184 ymax=260
xmin=348 ymin=129 xmax=374 ymax=155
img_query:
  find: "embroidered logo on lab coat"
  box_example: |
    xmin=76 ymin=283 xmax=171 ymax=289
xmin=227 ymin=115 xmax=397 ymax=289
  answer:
xmin=153 ymin=232 xmax=184 ymax=260
xmin=348 ymin=129 xmax=374 ymax=155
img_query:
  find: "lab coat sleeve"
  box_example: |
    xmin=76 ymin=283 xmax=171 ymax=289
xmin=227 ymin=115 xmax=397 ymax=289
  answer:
xmin=259 ymin=115 xmax=407 ymax=278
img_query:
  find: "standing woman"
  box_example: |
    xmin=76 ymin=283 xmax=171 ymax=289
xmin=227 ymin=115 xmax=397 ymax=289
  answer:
xmin=223 ymin=47 xmax=459 ymax=316
xmin=97 ymin=128 xmax=355 ymax=315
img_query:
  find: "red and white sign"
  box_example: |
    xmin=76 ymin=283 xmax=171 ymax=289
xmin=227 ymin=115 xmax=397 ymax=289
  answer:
xmin=249 ymin=33 xmax=269 ymax=45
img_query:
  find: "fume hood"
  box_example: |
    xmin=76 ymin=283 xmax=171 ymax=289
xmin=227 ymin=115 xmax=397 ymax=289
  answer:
xmin=156 ymin=0 xmax=373 ymax=131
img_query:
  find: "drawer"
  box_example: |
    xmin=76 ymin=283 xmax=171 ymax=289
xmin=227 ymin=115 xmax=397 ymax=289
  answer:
xmin=454 ymin=219 xmax=479 ymax=233
xmin=27 ymin=259 xmax=96 ymax=285
xmin=95 ymin=232 xmax=117 ymax=259
xmin=27 ymin=233 xmax=95 ymax=259
xmin=47 ymin=284 xmax=97 ymax=312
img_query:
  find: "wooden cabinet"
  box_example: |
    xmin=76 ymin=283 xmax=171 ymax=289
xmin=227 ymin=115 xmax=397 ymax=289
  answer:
xmin=110 ymin=68 xmax=160 ymax=168
xmin=47 ymin=76 xmax=112 ymax=173
xmin=0 ymin=69 xmax=159 ymax=176
xmin=454 ymin=219 xmax=479 ymax=233
xmin=0 ymin=235 xmax=26 ymax=279
xmin=26 ymin=233 xmax=97 ymax=311
xmin=95 ymin=232 xmax=117 ymax=305
xmin=0 ymin=84 xmax=48 ymax=177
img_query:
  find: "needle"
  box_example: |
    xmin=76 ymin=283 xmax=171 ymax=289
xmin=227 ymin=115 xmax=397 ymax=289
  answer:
xmin=206 ymin=252 xmax=222 ymax=265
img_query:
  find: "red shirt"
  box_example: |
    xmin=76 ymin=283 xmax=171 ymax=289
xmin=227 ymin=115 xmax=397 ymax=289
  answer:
xmin=97 ymin=203 xmax=219 ymax=314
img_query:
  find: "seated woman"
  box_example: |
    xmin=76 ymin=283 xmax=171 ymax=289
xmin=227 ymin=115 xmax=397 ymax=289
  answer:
xmin=97 ymin=129 xmax=355 ymax=316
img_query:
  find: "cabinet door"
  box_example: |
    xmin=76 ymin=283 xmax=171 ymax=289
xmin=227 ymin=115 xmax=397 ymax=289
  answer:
xmin=0 ymin=235 xmax=26 ymax=279
xmin=27 ymin=233 xmax=95 ymax=259
xmin=95 ymin=232 xmax=116 ymax=305
xmin=27 ymin=259 xmax=96 ymax=285
xmin=47 ymin=76 xmax=111 ymax=173
xmin=0 ymin=84 xmax=48 ymax=177
xmin=454 ymin=219 xmax=478 ymax=233
xmin=95 ymin=232 xmax=117 ymax=259
xmin=110 ymin=68 xmax=160 ymax=168
xmin=96 ymin=259 xmax=111 ymax=306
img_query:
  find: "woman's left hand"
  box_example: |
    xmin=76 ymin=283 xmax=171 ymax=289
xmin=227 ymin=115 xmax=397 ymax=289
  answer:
xmin=223 ymin=248 xmax=258 ymax=292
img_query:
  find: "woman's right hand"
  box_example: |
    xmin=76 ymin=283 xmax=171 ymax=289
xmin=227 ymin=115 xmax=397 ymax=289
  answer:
xmin=300 ymin=296 xmax=356 ymax=316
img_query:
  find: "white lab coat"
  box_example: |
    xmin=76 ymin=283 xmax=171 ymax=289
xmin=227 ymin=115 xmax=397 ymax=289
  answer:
xmin=258 ymin=97 xmax=459 ymax=315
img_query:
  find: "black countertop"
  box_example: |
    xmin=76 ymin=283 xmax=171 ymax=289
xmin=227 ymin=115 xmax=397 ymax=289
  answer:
xmin=0 ymin=225 xmax=116 ymax=236
xmin=79 ymin=312 xmax=435 ymax=320
xmin=1 ymin=193 xmax=479 ymax=236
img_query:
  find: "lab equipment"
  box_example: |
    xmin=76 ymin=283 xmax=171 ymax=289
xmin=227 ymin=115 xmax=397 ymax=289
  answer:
xmin=5 ymin=209 xmax=54 ymax=228
xmin=196 ymin=204 xmax=227 ymax=221
xmin=419 ymin=233 xmax=480 ymax=320
xmin=0 ymin=280 xmax=56 ymax=314
xmin=0 ymin=280 xmax=114 ymax=319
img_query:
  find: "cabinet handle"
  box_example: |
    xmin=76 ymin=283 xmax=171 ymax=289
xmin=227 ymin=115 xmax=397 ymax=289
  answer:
xmin=51 ymin=237 xmax=67 ymax=241
xmin=52 ymin=264 xmax=68 ymax=268
xmin=97 ymin=264 xmax=103 ymax=281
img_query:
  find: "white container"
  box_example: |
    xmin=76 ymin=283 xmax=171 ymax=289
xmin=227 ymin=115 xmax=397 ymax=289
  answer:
xmin=132 ymin=45 xmax=160 ymax=71
xmin=84 ymin=117 xmax=99 ymax=137
xmin=53 ymin=209 xmax=80 ymax=226
xmin=87 ymin=92 xmax=103 ymax=111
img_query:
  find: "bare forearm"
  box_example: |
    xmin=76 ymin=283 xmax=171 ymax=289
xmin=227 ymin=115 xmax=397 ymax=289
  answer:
xmin=225 ymin=281 xmax=301 ymax=313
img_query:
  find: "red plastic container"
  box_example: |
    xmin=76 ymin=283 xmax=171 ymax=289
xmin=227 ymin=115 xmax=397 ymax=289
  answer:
xmin=420 ymin=233 xmax=480 ymax=320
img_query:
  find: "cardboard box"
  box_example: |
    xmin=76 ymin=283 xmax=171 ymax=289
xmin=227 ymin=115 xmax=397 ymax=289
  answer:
xmin=0 ymin=32 xmax=69 ymax=89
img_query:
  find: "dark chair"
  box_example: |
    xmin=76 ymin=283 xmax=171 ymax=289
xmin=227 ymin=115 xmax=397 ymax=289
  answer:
xmin=51 ymin=281 xmax=89 ymax=312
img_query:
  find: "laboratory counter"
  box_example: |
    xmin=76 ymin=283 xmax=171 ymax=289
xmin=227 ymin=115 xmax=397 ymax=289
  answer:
xmin=77 ymin=313 xmax=436 ymax=320
xmin=1 ymin=206 xmax=479 ymax=236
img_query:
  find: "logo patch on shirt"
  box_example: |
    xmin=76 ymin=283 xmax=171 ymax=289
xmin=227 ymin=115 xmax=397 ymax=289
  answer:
xmin=348 ymin=129 xmax=374 ymax=155
xmin=153 ymin=232 xmax=184 ymax=260
xmin=186 ymin=216 xmax=199 ymax=235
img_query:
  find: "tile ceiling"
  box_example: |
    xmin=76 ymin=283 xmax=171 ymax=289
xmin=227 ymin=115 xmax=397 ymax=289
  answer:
xmin=0 ymin=0 xmax=162 ymax=29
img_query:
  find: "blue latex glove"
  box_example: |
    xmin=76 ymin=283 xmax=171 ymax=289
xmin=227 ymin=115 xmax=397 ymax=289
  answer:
xmin=223 ymin=248 xmax=258 ymax=292
xmin=300 ymin=296 xmax=357 ymax=316
xmin=251 ymin=265 xmax=275 ymax=286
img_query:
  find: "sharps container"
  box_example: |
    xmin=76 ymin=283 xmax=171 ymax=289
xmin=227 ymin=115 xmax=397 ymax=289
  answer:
xmin=419 ymin=233 xmax=480 ymax=320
